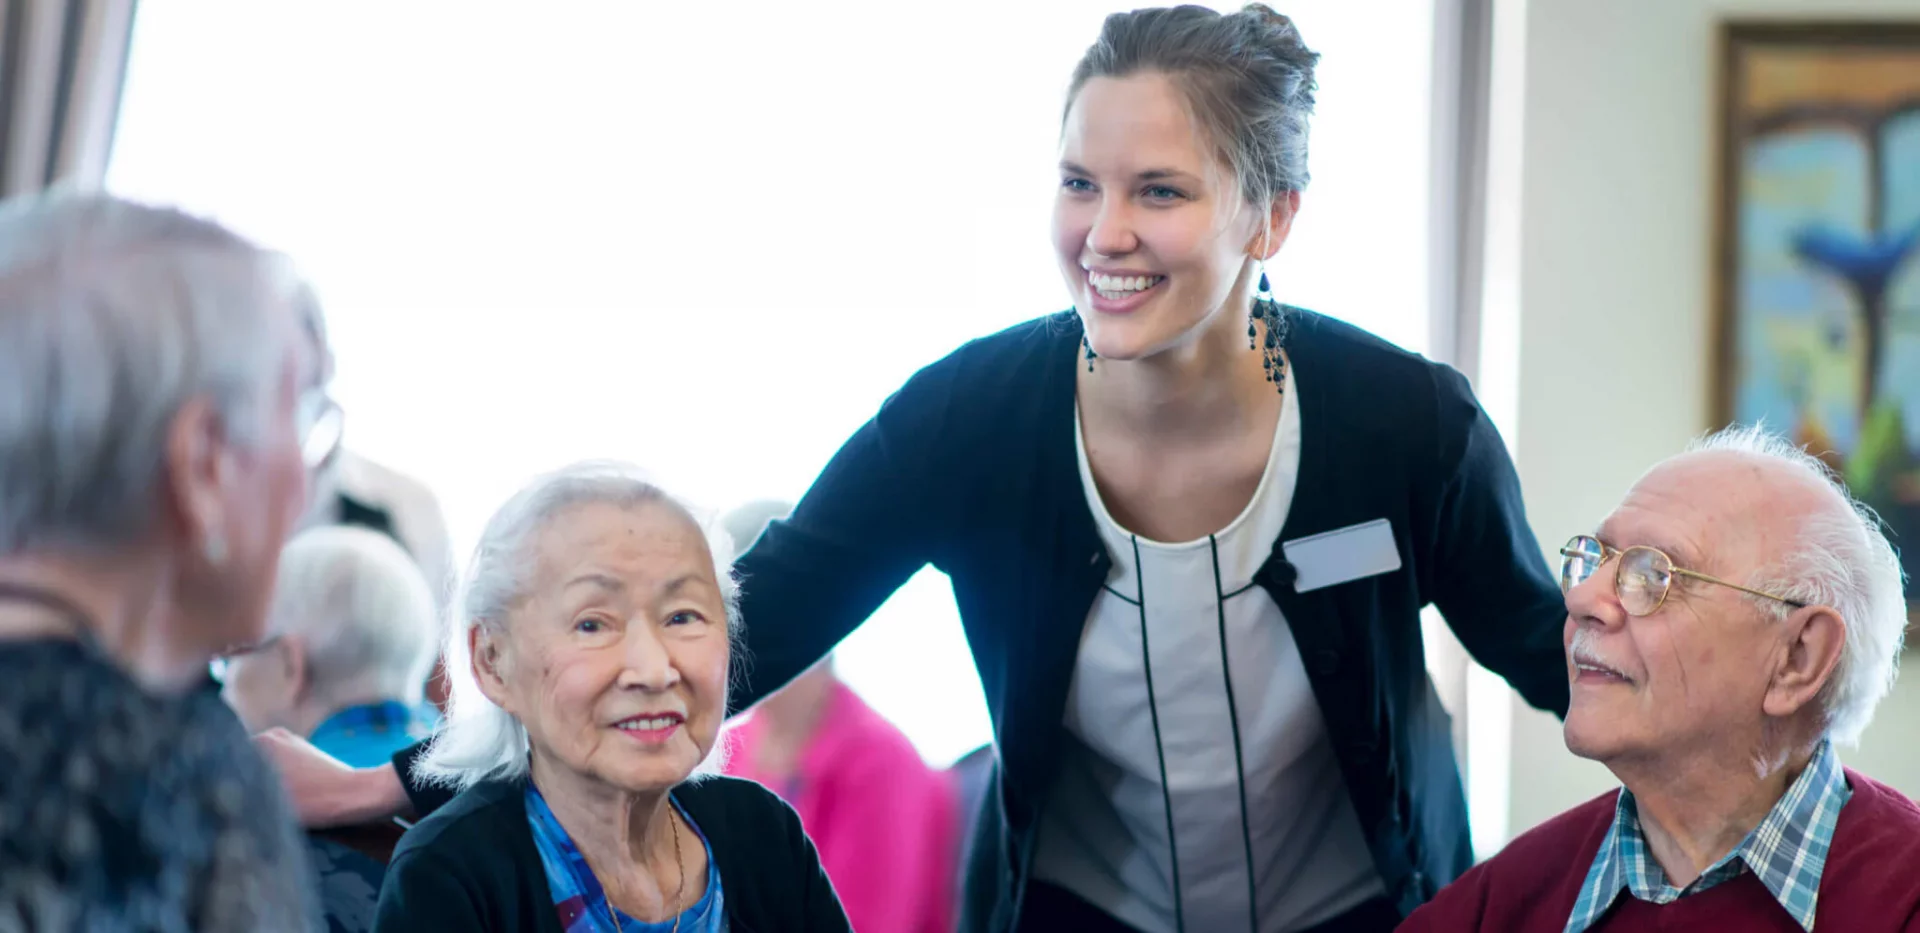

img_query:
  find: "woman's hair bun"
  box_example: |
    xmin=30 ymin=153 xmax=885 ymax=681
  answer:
xmin=1239 ymin=3 xmax=1314 ymax=64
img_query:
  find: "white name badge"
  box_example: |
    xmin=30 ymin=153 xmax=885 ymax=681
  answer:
xmin=1282 ymin=518 xmax=1403 ymax=593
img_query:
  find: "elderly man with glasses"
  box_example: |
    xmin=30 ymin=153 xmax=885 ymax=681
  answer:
xmin=1402 ymin=425 xmax=1920 ymax=932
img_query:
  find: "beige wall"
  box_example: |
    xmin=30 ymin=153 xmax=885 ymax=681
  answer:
xmin=1498 ymin=0 xmax=1920 ymax=842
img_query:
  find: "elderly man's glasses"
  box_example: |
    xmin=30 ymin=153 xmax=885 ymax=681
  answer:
xmin=1558 ymin=534 xmax=1807 ymax=617
xmin=209 ymin=635 xmax=283 ymax=683
xmin=299 ymin=391 xmax=344 ymax=471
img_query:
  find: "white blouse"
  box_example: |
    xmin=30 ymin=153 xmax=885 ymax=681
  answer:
xmin=1032 ymin=368 xmax=1386 ymax=933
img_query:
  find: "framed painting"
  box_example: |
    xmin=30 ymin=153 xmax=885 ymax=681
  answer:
xmin=1712 ymin=21 xmax=1920 ymax=634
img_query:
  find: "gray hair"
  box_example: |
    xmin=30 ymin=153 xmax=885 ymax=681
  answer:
xmin=0 ymin=191 xmax=314 ymax=555
xmin=1067 ymin=3 xmax=1320 ymax=209
xmin=266 ymin=525 xmax=439 ymax=705
xmin=416 ymin=462 xmax=740 ymax=790
xmin=1686 ymin=423 xmax=1908 ymax=745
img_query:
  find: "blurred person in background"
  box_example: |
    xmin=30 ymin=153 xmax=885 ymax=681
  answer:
xmin=0 ymin=191 xmax=331 ymax=930
xmin=223 ymin=524 xmax=441 ymax=767
xmin=310 ymin=450 xmax=458 ymax=709
xmin=721 ymin=499 xmax=959 ymax=933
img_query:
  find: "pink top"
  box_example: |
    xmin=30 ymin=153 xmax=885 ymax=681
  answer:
xmin=725 ymin=682 xmax=959 ymax=933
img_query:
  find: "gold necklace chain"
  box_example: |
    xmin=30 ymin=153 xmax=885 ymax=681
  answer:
xmin=605 ymin=808 xmax=686 ymax=933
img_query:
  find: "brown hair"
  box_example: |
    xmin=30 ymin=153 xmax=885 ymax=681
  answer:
xmin=1066 ymin=3 xmax=1320 ymax=211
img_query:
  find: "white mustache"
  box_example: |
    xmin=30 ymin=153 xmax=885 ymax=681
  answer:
xmin=1568 ymin=628 xmax=1630 ymax=680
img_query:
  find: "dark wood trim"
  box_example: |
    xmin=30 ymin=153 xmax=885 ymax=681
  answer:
xmin=1721 ymin=20 xmax=1920 ymax=48
xmin=1747 ymin=99 xmax=1920 ymax=136
xmin=1708 ymin=20 xmax=1740 ymax=430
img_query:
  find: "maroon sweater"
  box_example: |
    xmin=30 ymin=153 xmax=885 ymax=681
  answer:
xmin=1399 ymin=770 xmax=1920 ymax=932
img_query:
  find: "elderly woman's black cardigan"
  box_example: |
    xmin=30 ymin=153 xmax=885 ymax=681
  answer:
xmin=372 ymin=775 xmax=851 ymax=933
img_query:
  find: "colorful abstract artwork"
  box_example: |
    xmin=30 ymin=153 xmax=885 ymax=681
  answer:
xmin=1714 ymin=22 xmax=1920 ymax=631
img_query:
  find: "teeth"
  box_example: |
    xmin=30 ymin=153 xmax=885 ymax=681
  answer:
xmin=1090 ymin=273 xmax=1163 ymax=293
xmin=618 ymin=717 xmax=678 ymax=731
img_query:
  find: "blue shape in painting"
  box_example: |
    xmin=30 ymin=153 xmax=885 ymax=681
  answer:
xmin=1791 ymin=219 xmax=1920 ymax=295
xmin=1735 ymin=101 xmax=1920 ymax=600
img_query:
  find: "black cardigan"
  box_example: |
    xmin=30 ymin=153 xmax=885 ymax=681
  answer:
xmin=398 ymin=309 xmax=1568 ymax=932
xmin=373 ymin=775 xmax=850 ymax=933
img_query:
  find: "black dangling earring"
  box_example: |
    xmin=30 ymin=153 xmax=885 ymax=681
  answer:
xmin=1253 ymin=269 xmax=1288 ymax=397
xmin=1083 ymin=334 xmax=1097 ymax=372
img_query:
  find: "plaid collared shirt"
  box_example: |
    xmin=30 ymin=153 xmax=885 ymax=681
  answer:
xmin=1564 ymin=740 xmax=1850 ymax=933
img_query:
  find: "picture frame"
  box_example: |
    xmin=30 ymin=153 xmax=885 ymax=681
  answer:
xmin=1711 ymin=21 xmax=1920 ymax=638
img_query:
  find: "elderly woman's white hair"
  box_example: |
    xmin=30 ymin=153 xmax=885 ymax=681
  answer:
xmin=418 ymin=462 xmax=741 ymax=790
xmin=0 ymin=192 xmax=313 ymax=554
xmin=266 ymin=525 xmax=440 ymax=705
xmin=1687 ymin=423 xmax=1908 ymax=746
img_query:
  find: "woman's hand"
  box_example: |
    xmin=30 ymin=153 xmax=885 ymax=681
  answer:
xmin=253 ymin=727 xmax=411 ymax=828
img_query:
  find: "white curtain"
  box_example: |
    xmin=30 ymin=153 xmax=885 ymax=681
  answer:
xmin=0 ymin=0 xmax=136 ymax=195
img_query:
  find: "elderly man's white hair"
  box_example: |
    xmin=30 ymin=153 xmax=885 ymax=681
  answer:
xmin=418 ymin=462 xmax=740 ymax=790
xmin=267 ymin=525 xmax=439 ymax=706
xmin=1685 ymin=423 xmax=1907 ymax=746
xmin=0 ymin=191 xmax=313 ymax=554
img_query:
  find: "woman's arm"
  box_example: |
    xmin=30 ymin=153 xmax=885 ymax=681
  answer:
xmin=1425 ymin=367 xmax=1571 ymax=718
xmin=727 ymin=354 xmax=969 ymax=715
xmin=253 ymin=727 xmax=413 ymax=827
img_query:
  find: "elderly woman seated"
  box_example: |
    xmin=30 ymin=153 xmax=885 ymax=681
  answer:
xmin=0 ymin=192 xmax=330 ymax=929
xmin=373 ymin=464 xmax=851 ymax=932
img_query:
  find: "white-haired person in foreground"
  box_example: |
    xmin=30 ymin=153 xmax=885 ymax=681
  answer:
xmin=223 ymin=525 xmax=441 ymax=767
xmin=0 ymin=192 xmax=335 ymax=930
xmin=372 ymin=464 xmax=851 ymax=933
xmin=1403 ymin=425 xmax=1920 ymax=932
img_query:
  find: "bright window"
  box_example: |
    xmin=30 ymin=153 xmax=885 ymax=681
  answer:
xmin=110 ymin=0 xmax=1435 ymax=767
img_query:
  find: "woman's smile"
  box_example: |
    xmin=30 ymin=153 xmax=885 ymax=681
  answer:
xmin=1084 ymin=268 xmax=1168 ymax=314
xmin=611 ymin=711 xmax=685 ymax=745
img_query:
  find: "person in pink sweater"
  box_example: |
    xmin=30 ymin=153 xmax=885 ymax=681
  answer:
xmin=720 ymin=501 xmax=959 ymax=933
xmin=1402 ymin=424 xmax=1920 ymax=932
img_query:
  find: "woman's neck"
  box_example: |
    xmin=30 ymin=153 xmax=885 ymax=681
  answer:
xmin=530 ymin=752 xmax=683 ymax=915
xmin=1078 ymin=301 xmax=1278 ymax=443
xmin=0 ymin=551 xmax=201 ymax=693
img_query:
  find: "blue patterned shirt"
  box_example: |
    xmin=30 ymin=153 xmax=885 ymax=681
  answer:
xmin=309 ymin=699 xmax=437 ymax=769
xmin=1564 ymin=740 xmax=1850 ymax=933
xmin=525 ymin=784 xmax=728 ymax=933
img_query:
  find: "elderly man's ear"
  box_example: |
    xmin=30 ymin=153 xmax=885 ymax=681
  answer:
xmin=276 ymin=635 xmax=310 ymax=701
xmin=1762 ymin=606 xmax=1847 ymax=721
